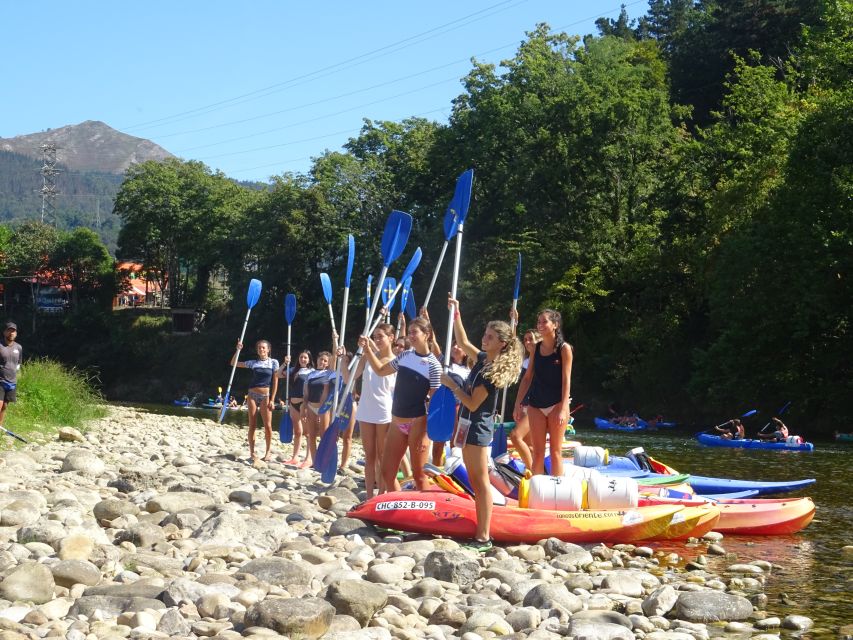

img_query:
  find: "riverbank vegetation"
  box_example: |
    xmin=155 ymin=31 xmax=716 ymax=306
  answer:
xmin=2 ymin=0 xmax=849 ymax=434
xmin=3 ymin=359 xmax=106 ymax=441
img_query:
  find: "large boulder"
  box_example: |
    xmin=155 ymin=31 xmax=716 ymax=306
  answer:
xmin=61 ymin=449 xmax=105 ymax=475
xmin=325 ymin=580 xmax=387 ymax=627
xmin=423 ymin=550 xmax=480 ymax=589
xmin=49 ymin=560 xmax=101 ymax=588
xmin=0 ymin=562 xmax=55 ymax=604
xmin=245 ymin=597 xmax=334 ymax=639
xmin=675 ymin=591 xmax=753 ymax=622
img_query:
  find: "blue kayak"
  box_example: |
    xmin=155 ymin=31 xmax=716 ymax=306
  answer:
xmin=697 ymin=433 xmax=815 ymax=451
xmin=594 ymin=417 xmax=648 ymax=431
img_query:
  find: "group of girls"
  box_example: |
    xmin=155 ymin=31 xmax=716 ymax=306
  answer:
xmin=231 ymin=296 xmax=573 ymax=549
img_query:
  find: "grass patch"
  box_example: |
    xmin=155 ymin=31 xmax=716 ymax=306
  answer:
xmin=4 ymin=359 xmax=107 ymax=441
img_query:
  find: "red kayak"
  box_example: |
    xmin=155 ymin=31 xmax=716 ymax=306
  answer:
xmin=639 ymin=496 xmax=815 ymax=535
xmin=350 ymin=490 xmax=691 ymax=544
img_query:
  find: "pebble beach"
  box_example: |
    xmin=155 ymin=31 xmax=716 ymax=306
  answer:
xmin=0 ymin=406 xmax=825 ymax=640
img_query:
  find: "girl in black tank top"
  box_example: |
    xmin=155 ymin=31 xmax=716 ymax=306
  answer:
xmin=513 ymin=309 xmax=573 ymax=476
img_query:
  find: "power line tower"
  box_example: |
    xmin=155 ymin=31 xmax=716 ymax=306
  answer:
xmin=40 ymin=142 xmax=60 ymax=223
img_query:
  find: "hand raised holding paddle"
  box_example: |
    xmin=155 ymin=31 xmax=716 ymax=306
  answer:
xmin=428 ymin=169 xmax=474 ymax=442
xmin=219 ymin=279 xmax=262 ymax=424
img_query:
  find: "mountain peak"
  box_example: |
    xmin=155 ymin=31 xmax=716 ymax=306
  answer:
xmin=0 ymin=121 xmax=174 ymax=174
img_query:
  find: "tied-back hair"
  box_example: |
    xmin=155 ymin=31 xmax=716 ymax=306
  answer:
xmin=256 ymin=339 xmax=271 ymax=352
xmin=317 ymin=351 xmax=332 ymax=369
xmin=408 ymin=317 xmax=436 ymax=353
xmin=539 ymin=309 xmax=568 ymax=350
xmin=483 ymin=321 xmax=524 ymax=389
xmin=373 ymin=323 xmax=395 ymax=339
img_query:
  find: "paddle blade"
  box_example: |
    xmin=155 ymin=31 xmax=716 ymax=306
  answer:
xmin=405 ymin=283 xmax=417 ymax=319
xmin=399 ymin=247 xmax=423 ymax=284
xmin=334 ymin=393 xmax=354 ymax=432
xmin=445 ymin=170 xmax=474 ymax=229
xmin=345 ymin=235 xmax=356 ymax=286
xmin=314 ymin=427 xmax=339 ymax=483
xmin=285 ymin=293 xmax=297 ymax=325
xmin=366 ymin=274 xmax=373 ymax=308
xmin=320 ymin=272 xmax=333 ymax=304
xmin=381 ymin=277 xmax=396 ymax=312
xmin=319 ymin=377 xmax=342 ymax=415
xmin=400 ymin=277 xmax=412 ymax=315
xmin=443 ymin=210 xmax=459 ymax=241
xmin=380 ymin=211 xmax=413 ymax=264
xmin=491 ymin=422 xmax=508 ymax=459
xmin=218 ymin=393 xmax=230 ymax=423
xmin=513 ymin=253 xmax=522 ymax=300
xmin=742 ymin=409 xmax=758 ymax=418
xmin=279 ymin=410 xmax=293 ymax=443
xmin=246 ymin=279 xmax=263 ymax=308
xmin=427 ymin=387 xmax=457 ymax=442
xmin=778 ymin=401 xmax=792 ymax=416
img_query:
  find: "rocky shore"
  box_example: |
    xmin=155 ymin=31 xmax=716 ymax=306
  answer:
xmin=0 ymin=406 xmax=817 ymax=640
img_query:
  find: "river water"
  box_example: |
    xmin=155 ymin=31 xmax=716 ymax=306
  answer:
xmin=128 ymin=403 xmax=853 ymax=634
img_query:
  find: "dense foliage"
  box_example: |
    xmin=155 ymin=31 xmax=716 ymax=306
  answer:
xmin=3 ymin=0 xmax=849 ymax=432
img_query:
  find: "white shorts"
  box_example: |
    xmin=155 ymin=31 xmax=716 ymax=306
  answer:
xmin=356 ymin=400 xmax=392 ymax=425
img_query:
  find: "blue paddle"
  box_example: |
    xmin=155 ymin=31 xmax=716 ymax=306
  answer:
xmin=759 ymin=401 xmax=791 ymax=434
xmin=428 ymin=169 xmax=474 ymax=442
xmin=498 ymin=253 xmax=523 ymax=422
xmin=332 ymin=234 xmax=356 ymax=413
xmin=707 ymin=408 xmax=758 ymax=434
xmin=381 ymin=277 xmax=397 ymax=320
xmin=319 ymin=272 xmax=337 ymax=337
xmin=398 ymin=276 xmax=412 ymax=337
xmin=336 ymin=210 xmax=413 ymax=416
xmin=423 ymin=190 xmax=464 ymax=310
xmin=2 ymin=426 xmax=28 ymax=444
xmin=279 ymin=293 xmax=297 ymax=443
xmin=405 ymin=282 xmax=417 ymax=320
xmin=315 ymin=391 xmax=355 ymax=483
xmin=220 ymin=279 xmax=263 ymax=423
xmin=368 ymin=248 xmax=423 ymax=336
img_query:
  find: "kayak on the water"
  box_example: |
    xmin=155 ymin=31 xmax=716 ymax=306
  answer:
xmin=697 ymin=432 xmax=815 ymax=451
xmin=594 ymin=417 xmax=648 ymax=431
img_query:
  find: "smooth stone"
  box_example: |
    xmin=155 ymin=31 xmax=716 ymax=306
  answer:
xmin=61 ymin=449 xmax=105 ymax=475
xmin=57 ymin=533 xmax=96 ymax=561
xmin=674 ymin=591 xmax=753 ymax=622
xmin=569 ymin=620 xmax=634 ymax=640
xmin=244 ymin=597 xmax=334 ymax=639
xmin=0 ymin=501 xmax=40 ymax=527
xmin=325 ymin=579 xmax=387 ymax=627
xmin=328 ymin=517 xmax=375 ymax=538
xmin=147 ymin=492 xmax=216 ymax=513
xmin=0 ymin=562 xmax=55 ymax=604
xmin=572 ymin=610 xmax=632 ymax=628
xmin=506 ymin=607 xmax=541 ymax=632
xmin=601 ymin=573 xmax=644 ymax=597
xmin=49 ymin=559 xmax=101 ymax=588
xmin=781 ymin=614 xmax=813 ymax=630
xmin=643 ymin=585 xmax=678 ymax=617
xmin=93 ymin=499 xmax=140 ymax=522
xmin=156 ymin=607 xmax=192 ymax=636
xmin=522 ymin=583 xmax=582 ymax=613
xmin=237 ymin=557 xmax=313 ymax=588
xmin=365 ymin=562 xmax=405 ymax=584
xmin=460 ymin=610 xmax=513 ymax=635
xmin=69 ymin=596 xmax=166 ymax=618
xmin=423 ymin=550 xmax=480 ymax=589
xmin=58 ymin=427 xmax=86 ymax=442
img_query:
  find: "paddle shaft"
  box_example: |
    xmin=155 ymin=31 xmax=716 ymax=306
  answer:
xmin=443 ymin=222 xmax=465 ymax=368
xmin=332 ymin=285 xmax=350 ymax=413
xmin=2 ymin=427 xmax=28 ymax=444
xmin=423 ymin=239 xmax=449 ymax=311
xmin=284 ymin=323 xmax=292 ymax=409
xmin=219 ymin=305 xmax=254 ymax=423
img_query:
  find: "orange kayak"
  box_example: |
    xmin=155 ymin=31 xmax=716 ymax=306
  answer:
xmin=640 ymin=496 xmax=815 ymax=535
xmin=349 ymin=490 xmax=686 ymax=544
xmin=647 ymin=505 xmax=721 ymax=540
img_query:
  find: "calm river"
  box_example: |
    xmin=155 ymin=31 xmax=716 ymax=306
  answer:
xmin=128 ymin=403 xmax=853 ymax=634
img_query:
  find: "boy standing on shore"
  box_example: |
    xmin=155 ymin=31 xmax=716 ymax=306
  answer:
xmin=1 ymin=321 xmax=22 ymax=433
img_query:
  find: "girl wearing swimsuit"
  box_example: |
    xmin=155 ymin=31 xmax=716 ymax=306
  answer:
xmin=341 ymin=324 xmax=396 ymax=497
xmin=303 ymin=349 xmax=337 ymax=468
xmin=513 ymin=309 xmax=573 ymax=476
xmin=441 ymin=296 xmax=522 ymax=550
xmin=360 ymin=317 xmax=441 ymax=491
xmin=278 ymin=350 xmax=314 ymax=466
xmin=507 ymin=327 xmax=540 ymax=470
xmin=232 ymin=340 xmax=279 ymax=462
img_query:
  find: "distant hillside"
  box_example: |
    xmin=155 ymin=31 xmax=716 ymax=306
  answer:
xmin=0 ymin=120 xmax=174 ymax=174
xmin=0 ymin=121 xmax=178 ymax=251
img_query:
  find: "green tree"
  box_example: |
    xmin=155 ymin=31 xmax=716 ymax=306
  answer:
xmin=50 ymin=227 xmax=114 ymax=310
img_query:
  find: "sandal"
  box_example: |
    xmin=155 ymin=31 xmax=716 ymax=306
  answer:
xmin=462 ymin=538 xmax=493 ymax=553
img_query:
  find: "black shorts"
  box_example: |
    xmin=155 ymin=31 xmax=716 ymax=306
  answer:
xmin=0 ymin=386 xmax=16 ymax=403
xmin=466 ymin=417 xmax=495 ymax=447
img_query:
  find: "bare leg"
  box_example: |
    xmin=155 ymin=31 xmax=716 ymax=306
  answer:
xmin=547 ymin=410 xmax=565 ymax=477
xmin=376 ymin=423 xmax=394 ymax=493
xmin=339 ymin=402 xmax=357 ymax=471
xmin=408 ymin=417 xmax=430 ymax=491
xmin=286 ymin=405 xmax=303 ymax=463
xmin=247 ymin=397 xmax=259 ymax=461
xmin=528 ymin=407 xmax=548 ymax=475
xmin=381 ymin=422 xmax=410 ymax=491
xmin=431 ymin=439 xmax=446 ymax=466
xmin=260 ymin=400 xmax=273 ymax=460
xmin=510 ymin=410 xmax=533 ymax=469
xmin=304 ymin=408 xmax=317 ymax=467
xmin=463 ymin=443 xmax=492 ymax=541
xmin=361 ymin=422 xmax=378 ymax=497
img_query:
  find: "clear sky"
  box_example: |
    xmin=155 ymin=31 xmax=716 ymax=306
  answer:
xmin=2 ymin=1 xmax=644 ymax=182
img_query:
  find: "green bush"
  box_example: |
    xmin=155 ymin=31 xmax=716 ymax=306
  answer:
xmin=4 ymin=359 xmax=106 ymax=439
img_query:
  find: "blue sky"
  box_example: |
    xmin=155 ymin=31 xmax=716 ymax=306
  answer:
xmin=2 ymin=1 xmax=644 ymax=182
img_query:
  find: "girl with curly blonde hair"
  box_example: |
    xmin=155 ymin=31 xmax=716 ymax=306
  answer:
xmin=440 ymin=294 xmax=523 ymax=550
